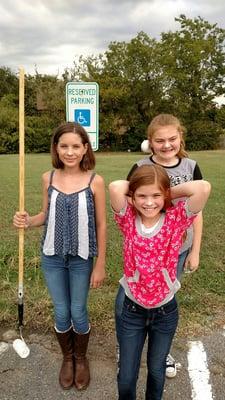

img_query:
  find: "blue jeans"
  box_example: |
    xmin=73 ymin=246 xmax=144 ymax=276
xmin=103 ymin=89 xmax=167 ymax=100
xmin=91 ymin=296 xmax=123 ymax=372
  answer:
xmin=116 ymin=295 xmax=178 ymax=400
xmin=41 ymin=254 xmax=93 ymax=333
xmin=115 ymin=285 xmax=126 ymax=343
xmin=177 ymin=249 xmax=189 ymax=280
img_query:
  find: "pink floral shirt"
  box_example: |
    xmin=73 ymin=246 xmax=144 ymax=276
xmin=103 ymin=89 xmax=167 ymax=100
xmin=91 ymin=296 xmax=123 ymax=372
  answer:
xmin=114 ymin=201 xmax=196 ymax=308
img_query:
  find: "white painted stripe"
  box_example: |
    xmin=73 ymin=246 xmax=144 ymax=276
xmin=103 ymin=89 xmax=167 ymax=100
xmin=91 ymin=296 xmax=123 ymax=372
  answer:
xmin=187 ymin=340 xmax=213 ymax=400
xmin=43 ymin=189 xmax=58 ymax=255
xmin=78 ymin=191 xmax=89 ymax=260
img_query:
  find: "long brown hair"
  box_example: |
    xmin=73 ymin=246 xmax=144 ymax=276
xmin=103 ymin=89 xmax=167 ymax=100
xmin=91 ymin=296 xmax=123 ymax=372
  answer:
xmin=129 ymin=164 xmax=172 ymax=209
xmin=51 ymin=122 xmax=95 ymax=171
xmin=147 ymin=114 xmax=188 ymax=158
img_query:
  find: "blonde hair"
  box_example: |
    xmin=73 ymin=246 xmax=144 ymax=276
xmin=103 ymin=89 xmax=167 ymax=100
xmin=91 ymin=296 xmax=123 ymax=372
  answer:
xmin=147 ymin=114 xmax=188 ymax=158
xmin=129 ymin=164 xmax=172 ymax=209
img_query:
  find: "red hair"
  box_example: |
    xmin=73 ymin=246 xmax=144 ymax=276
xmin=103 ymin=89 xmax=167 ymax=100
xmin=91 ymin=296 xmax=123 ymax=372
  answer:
xmin=129 ymin=164 xmax=172 ymax=209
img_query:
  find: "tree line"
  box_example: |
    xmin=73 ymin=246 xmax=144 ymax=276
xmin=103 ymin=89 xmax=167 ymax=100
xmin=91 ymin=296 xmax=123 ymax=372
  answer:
xmin=1 ymin=15 xmax=225 ymax=154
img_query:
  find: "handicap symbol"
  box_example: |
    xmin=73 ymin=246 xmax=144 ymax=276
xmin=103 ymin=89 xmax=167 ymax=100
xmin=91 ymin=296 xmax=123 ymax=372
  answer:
xmin=74 ymin=109 xmax=90 ymax=127
xmin=77 ymin=112 xmax=87 ymax=124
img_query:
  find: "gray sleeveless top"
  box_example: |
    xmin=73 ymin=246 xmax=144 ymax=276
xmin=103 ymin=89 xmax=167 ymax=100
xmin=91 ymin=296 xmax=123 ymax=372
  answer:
xmin=42 ymin=171 xmax=97 ymax=259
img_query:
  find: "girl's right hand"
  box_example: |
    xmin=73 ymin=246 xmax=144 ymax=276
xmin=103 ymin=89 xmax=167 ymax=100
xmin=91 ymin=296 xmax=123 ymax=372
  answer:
xmin=13 ymin=211 xmax=30 ymax=229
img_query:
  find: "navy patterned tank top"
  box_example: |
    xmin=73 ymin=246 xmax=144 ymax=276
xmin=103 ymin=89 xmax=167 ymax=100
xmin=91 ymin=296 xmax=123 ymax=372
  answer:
xmin=42 ymin=171 xmax=97 ymax=259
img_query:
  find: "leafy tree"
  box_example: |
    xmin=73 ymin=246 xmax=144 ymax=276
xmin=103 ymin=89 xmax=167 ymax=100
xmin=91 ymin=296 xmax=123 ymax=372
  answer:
xmin=0 ymin=67 xmax=18 ymax=100
xmin=26 ymin=115 xmax=54 ymax=153
xmin=160 ymin=15 xmax=225 ymax=124
xmin=68 ymin=18 xmax=225 ymax=150
xmin=0 ymin=94 xmax=18 ymax=153
xmin=186 ymin=120 xmax=221 ymax=150
xmin=68 ymin=33 xmax=164 ymax=149
xmin=215 ymin=104 xmax=225 ymax=129
xmin=34 ymin=72 xmax=65 ymax=123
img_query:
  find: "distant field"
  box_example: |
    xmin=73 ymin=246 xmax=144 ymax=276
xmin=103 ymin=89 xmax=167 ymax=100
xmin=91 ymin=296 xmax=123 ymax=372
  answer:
xmin=0 ymin=151 xmax=224 ymax=336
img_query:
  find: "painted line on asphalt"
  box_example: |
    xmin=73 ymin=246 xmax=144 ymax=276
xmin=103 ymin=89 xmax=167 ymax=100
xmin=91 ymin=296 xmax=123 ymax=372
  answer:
xmin=223 ymin=325 xmax=225 ymax=337
xmin=187 ymin=340 xmax=213 ymax=400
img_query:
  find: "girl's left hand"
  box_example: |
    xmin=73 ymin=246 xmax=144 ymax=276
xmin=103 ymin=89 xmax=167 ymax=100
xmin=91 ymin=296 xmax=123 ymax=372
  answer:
xmin=184 ymin=250 xmax=199 ymax=272
xmin=90 ymin=264 xmax=106 ymax=288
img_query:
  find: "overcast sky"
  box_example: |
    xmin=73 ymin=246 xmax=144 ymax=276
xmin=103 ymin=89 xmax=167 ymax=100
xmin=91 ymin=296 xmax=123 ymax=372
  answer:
xmin=1 ymin=0 xmax=225 ymax=76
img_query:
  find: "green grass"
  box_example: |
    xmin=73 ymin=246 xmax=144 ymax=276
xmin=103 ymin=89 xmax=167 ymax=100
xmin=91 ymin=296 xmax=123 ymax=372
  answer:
xmin=0 ymin=151 xmax=224 ymax=336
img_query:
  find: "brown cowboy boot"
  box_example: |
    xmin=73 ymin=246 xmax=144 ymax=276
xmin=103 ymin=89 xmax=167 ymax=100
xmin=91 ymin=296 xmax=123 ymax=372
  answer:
xmin=73 ymin=329 xmax=90 ymax=390
xmin=55 ymin=327 xmax=74 ymax=389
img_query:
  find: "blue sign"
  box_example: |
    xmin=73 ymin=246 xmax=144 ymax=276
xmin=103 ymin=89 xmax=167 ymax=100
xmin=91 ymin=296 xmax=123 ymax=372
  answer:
xmin=74 ymin=109 xmax=91 ymax=127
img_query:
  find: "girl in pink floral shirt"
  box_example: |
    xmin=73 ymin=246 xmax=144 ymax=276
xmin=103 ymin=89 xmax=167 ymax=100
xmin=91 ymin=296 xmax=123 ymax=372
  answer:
xmin=109 ymin=164 xmax=210 ymax=400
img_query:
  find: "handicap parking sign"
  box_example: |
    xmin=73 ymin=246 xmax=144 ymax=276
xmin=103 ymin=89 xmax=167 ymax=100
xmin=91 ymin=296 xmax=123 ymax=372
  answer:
xmin=66 ymin=82 xmax=99 ymax=150
xmin=74 ymin=109 xmax=91 ymax=127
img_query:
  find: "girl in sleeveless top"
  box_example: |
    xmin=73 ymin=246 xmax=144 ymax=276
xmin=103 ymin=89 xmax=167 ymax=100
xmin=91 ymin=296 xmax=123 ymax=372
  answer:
xmin=13 ymin=122 xmax=106 ymax=392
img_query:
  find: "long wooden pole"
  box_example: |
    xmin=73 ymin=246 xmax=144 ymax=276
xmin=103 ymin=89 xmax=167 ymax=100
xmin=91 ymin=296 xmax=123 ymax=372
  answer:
xmin=18 ymin=67 xmax=25 ymax=327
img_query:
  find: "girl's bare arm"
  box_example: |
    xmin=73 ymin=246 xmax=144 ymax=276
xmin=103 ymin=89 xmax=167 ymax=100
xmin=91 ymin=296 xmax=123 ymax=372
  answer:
xmin=90 ymin=174 xmax=107 ymax=288
xmin=170 ymin=180 xmax=211 ymax=214
xmin=108 ymin=180 xmax=129 ymax=212
xmin=185 ymin=212 xmax=203 ymax=271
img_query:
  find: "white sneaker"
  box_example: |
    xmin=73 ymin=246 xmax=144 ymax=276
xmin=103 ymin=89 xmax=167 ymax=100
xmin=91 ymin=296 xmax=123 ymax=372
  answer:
xmin=166 ymin=354 xmax=177 ymax=378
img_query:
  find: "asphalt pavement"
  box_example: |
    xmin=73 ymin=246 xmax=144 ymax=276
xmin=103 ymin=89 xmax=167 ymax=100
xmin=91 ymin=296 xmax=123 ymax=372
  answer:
xmin=0 ymin=327 xmax=225 ymax=399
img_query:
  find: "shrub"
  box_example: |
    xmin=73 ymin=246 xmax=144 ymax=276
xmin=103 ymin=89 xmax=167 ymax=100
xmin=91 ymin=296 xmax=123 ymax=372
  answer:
xmin=185 ymin=120 xmax=222 ymax=150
